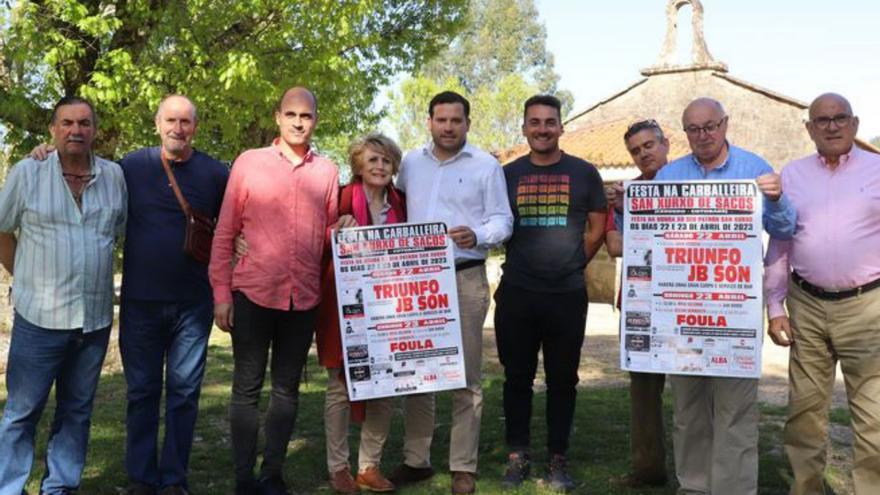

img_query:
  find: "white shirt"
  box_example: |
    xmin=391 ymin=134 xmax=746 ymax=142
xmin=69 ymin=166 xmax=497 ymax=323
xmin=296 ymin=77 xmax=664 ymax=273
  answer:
xmin=397 ymin=142 xmax=513 ymax=262
xmin=0 ymin=152 xmax=127 ymax=331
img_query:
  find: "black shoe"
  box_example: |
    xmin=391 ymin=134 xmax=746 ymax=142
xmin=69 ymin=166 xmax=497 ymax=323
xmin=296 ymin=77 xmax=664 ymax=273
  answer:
xmin=127 ymin=482 xmax=157 ymax=495
xmin=543 ymin=454 xmax=576 ymax=493
xmin=387 ymin=463 xmax=435 ymax=486
xmin=235 ymin=479 xmax=261 ymax=495
xmin=501 ymin=451 xmax=530 ymax=489
xmin=259 ymin=476 xmax=290 ymax=495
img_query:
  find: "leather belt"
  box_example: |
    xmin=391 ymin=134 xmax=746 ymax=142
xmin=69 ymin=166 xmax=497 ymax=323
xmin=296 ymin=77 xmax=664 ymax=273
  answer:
xmin=455 ymin=259 xmax=485 ymax=271
xmin=792 ymin=271 xmax=880 ymax=301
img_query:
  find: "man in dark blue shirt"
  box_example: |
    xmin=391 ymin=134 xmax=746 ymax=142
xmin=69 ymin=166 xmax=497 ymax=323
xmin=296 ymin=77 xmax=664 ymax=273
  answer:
xmin=28 ymin=95 xmax=228 ymax=495
xmin=118 ymin=95 xmax=228 ymax=495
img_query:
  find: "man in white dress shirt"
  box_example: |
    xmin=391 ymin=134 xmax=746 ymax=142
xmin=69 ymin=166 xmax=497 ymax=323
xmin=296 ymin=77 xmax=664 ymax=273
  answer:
xmin=388 ymin=91 xmax=513 ymax=495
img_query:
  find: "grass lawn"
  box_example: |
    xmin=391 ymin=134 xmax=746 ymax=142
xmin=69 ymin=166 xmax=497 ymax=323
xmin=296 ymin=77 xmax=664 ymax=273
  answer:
xmin=0 ymin=331 xmax=854 ymax=494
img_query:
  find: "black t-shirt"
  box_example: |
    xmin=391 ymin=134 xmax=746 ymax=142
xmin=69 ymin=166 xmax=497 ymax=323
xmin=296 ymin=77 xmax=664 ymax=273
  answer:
xmin=501 ymin=152 xmax=606 ymax=292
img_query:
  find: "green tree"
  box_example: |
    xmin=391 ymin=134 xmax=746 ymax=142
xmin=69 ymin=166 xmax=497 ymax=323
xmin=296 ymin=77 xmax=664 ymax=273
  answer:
xmin=0 ymin=0 xmax=467 ymax=162
xmin=871 ymin=136 xmax=880 ymax=149
xmin=387 ymin=0 xmax=572 ymax=153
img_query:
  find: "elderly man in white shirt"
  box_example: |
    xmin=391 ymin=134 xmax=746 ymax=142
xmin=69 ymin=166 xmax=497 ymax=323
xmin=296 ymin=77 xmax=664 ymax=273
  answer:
xmin=0 ymin=96 xmax=127 ymax=495
xmin=389 ymin=91 xmax=513 ymax=495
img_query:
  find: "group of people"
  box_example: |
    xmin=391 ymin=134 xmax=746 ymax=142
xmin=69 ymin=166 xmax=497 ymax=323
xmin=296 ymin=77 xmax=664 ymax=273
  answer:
xmin=0 ymin=85 xmax=874 ymax=495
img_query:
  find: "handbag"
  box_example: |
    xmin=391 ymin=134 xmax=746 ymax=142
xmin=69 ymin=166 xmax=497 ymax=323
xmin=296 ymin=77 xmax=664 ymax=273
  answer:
xmin=160 ymin=152 xmax=215 ymax=264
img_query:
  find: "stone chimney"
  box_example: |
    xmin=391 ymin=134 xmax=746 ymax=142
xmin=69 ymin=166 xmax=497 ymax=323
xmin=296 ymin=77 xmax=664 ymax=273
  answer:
xmin=642 ymin=0 xmax=728 ymax=75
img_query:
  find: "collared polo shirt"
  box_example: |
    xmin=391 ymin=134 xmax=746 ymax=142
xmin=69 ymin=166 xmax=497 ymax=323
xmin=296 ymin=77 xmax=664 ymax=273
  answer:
xmin=0 ymin=151 xmax=127 ymax=331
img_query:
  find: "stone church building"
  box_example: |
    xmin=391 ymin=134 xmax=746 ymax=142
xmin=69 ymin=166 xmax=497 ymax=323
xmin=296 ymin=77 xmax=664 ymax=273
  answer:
xmin=499 ymin=0 xmax=879 ymax=304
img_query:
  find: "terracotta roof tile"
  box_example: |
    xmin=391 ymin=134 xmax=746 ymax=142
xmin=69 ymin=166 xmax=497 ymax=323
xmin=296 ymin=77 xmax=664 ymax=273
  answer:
xmin=497 ymin=118 xmax=690 ymax=168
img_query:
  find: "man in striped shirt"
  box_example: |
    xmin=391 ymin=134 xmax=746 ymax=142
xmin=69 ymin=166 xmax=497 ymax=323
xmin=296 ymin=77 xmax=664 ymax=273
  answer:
xmin=0 ymin=96 xmax=127 ymax=495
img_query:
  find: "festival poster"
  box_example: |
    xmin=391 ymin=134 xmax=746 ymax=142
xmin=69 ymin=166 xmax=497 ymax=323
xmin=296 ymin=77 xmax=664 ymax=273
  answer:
xmin=332 ymin=222 xmax=467 ymax=400
xmin=619 ymin=180 xmax=764 ymax=378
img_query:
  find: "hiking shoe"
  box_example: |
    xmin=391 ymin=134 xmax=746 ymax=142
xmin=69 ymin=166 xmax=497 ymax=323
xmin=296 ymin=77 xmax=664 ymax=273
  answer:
xmin=356 ymin=466 xmax=395 ymax=492
xmin=543 ymin=454 xmax=576 ymax=493
xmin=501 ymin=451 xmax=530 ymax=489
xmin=450 ymin=471 xmax=476 ymax=494
xmin=387 ymin=464 xmax=434 ymax=486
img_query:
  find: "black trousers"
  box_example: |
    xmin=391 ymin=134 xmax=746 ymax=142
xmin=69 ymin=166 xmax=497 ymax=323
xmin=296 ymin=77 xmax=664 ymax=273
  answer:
xmin=228 ymin=292 xmax=316 ymax=483
xmin=493 ymin=281 xmax=588 ymax=455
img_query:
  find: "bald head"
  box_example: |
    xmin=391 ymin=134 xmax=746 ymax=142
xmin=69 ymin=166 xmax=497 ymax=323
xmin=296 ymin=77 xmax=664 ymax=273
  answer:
xmin=275 ymin=86 xmax=318 ymax=152
xmin=806 ymin=92 xmax=858 ymax=165
xmin=682 ymin=97 xmax=726 ymax=127
xmin=156 ymin=95 xmax=197 ymax=122
xmin=682 ymin=97 xmax=729 ymax=168
xmin=276 ymin=87 xmax=317 ymax=113
xmin=809 ymin=93 xmax=852 ymax=120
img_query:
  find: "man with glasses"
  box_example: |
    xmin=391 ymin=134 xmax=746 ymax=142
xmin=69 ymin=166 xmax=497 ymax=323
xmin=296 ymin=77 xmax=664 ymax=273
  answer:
xmin=605 ymin=119 xmax=671 ymax=489
xmin=655 ymin=97 xmax=796 ymax=495
xmin=764 ymin=93 xmax=880 ymax=494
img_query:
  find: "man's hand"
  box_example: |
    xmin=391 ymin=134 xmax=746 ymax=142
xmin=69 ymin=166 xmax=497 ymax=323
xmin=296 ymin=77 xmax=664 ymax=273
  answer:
xmin=334 ymin=214 xmax=358 ymax=230
xmin=234 ymin=234 xmax=248 ymax=258
xmin=605 ymin=182 xmax=625 ymax=213
xmin=214 ymin=303 xmax=234 ymax=333
xmin=449 ymin=226 xmax=477 ymax=249
xmin=756 ymin=173 xmax=782 ymax=201
xmin=768 ymin=315 xmax=793 ymax=346
xmin=30 ymin=144 xmax=55 ymax=161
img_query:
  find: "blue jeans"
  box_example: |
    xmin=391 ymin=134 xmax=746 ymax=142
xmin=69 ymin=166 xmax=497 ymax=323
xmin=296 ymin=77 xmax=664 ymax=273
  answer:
xmin=119 ymin=299 xmax=212 ymax=490
xmin=0 ymin=312 xmax=110 ymax=495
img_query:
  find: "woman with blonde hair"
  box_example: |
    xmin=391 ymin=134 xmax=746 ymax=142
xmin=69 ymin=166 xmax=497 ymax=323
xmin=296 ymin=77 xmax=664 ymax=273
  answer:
xmin=318 ymin=133 xmax=406 ymax=493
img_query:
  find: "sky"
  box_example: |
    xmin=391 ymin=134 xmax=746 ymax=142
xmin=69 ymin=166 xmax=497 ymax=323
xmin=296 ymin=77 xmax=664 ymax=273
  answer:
xmin=536 ymin=0 xmax=880 ymax=140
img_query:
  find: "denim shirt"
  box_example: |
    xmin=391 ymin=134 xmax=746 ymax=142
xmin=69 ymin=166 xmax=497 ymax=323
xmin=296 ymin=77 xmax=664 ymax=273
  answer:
xmin=655 ymin=145 xmax=796 ymax=239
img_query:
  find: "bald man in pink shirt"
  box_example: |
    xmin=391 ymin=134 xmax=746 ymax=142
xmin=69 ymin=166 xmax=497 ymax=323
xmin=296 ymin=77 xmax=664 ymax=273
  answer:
xmin=210 ymin=87 xmax=340 ymax=495
xmin=764 ymin=93 xmax=880 ymax=495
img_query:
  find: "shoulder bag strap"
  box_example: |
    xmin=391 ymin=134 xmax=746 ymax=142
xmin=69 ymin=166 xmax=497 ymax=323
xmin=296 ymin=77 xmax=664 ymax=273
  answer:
xmin=159 ymin=152 xmax=193 ymax=217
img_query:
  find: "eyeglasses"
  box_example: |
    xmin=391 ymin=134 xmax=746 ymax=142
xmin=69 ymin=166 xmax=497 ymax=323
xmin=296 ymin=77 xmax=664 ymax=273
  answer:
xmin=684 ymin=116 xmax=727 ymax=136
xmin=810 ymin=114 xmax=852 ymax=130
xmin=625 ymin=119 xmax=663 ymax=140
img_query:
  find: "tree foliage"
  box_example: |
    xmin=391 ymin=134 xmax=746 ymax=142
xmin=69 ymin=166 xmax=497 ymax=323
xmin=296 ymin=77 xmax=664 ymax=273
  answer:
xmin=871 ymin=136 xmax=880 ymax=149
xmin=387 ymin=0 xmax=572 ymax=153
xmin=0 ymin=0 xmax=467 ymax=162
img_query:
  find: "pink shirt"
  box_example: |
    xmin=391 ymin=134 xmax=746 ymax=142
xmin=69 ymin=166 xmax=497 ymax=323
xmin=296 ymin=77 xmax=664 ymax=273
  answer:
xmin=209 ymin=141 xmax=339 ymax=310
xmin=765 ymin=146 xmax=880 ymax=318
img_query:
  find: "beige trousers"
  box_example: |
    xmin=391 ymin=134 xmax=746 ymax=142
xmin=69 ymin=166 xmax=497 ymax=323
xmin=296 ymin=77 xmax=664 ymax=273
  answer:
xmin=324 ymin=368 xmax=393 ymax=473
xmin=785 ymin=281 xmax=880 ymax=495
xmin=400 ymin=265 xmax=490 ymax=473
xmin=670 ymin=374 xmax=759 ymax=495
